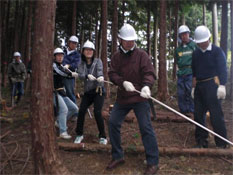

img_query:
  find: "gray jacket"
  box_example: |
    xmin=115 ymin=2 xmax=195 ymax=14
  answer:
xmin=78 ymin=58 xmax=104 ymax=93
xmin=7 ymin=60 xmax=26 ymax=82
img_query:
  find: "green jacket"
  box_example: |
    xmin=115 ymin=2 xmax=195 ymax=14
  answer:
xmin=7 ymin=60 xmax=26 ymax=82
xmin=175 ymin=40 xmax=196 ymax=76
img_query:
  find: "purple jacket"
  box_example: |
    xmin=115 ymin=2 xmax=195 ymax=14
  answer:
xmin=108 ymin=47 xmax=156 ymax=105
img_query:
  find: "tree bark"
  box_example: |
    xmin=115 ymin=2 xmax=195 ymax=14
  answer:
xmin=153 ymin=6 xmax=159 ymax=78
xmin=95 ymin=9 xmax=99 ymax=58
xmin=111 ymin=0 xmax=118 ymax=56
xmin=212 ymin=2 xmax=218 ymax=46
xmin=220 ymin=1 xmax=228 ymax=56
xmin=101 ymin=0 xmax=109 ymax=98
xmin=71 ymin=1 xmax=77 ymax=35
xmin=147 ymin=0 xmax=151 ymax=56
xmin=13 ymin=0 xmax=20 ymax=52
xmin=158 ymin=0 xmax=169 ymax=101
xmin=203 ymin=3 xmax=206 ymax=25
xmin=172 ymin=0 xmax=179 ymax=81
xmin=31 ymin=0 xmax=71 ymax=174
xmin=0 ymin=1 xmax=2 ymax=100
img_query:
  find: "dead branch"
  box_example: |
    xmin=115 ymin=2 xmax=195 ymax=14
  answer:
xmin=1 ymin=143 xmax=13 ymax=171
xmin=18 ymin=147 xmax=30 ymax=175
xmin=58 ymin=142 xmax=233 ymax=158
xmin=0 ymin=130 xmax=12 ymax=140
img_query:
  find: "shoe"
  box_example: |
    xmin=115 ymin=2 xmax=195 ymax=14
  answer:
xmin=74 ymin=135 xmax=84 ymax=144
xmin=216 ymin=144 xmax=227 ymax=149
xmin=193 ymin=140 xmax=208 ymax=148
xmin=59 ymin=132 xmax=72 ymax=139
xmin=144 ymin=165 xmax=159 ymax=175
xmin=99 ymin=138 xmax=108 ymax=145
xmin=106 ymin=158 xmax=125 ymax=170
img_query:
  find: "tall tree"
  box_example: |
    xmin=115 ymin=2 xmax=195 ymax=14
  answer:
xmin=111 ymin=0 xmax=118 ymax=56
xmin=172 ymin=0 xmax=179 ymax=81
xmin=101 ymin=0 xmax=109 ymax=97
xmin=95 ymin=9 xmax=99 ymax=57
xmin=31 ymin=0 xmax=71 ymax=174
xmin=72 ymin=1 xmax=77 ymax=35
xmin=230 ymin=0 xmax=233 ymax=100
xmin=153 ymin=4 xmax=159 ymax=78
xmin=0 ymin=1 xmax=2 ymax=100
xmin=147 ymin=0 xmax=151 ymax=56
xmin=220 ymin=0 xmax=228 ymax=56
xmin=212 ymin=2 xmax=218 ymax=46
xmin=158 ymin=0 xmax=169 ymax=101
xmin=13 ymin=0 xmax=20 ymax=51
xmin=202 ymin=2 xmax=206 ymax=25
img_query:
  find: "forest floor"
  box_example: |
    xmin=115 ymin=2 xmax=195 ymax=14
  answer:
xmin=1 ymin=84 xmax=233 ymax=175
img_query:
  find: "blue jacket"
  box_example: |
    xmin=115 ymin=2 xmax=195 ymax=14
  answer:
xmin=62 ymin=49 xmax=81 ymax=72
xmin=192 ymin=44 xmax=227 ymax=85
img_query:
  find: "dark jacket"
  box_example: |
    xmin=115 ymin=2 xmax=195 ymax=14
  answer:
xmin=53 ymin=61 xmax=72 ymax=96
xmin=7 ymin=59 xmax=26 ymax=82
xmin=62 ymin=48 xmax=81 ymax=72
xmin=108 ymin=47 xmax=156 ymax=104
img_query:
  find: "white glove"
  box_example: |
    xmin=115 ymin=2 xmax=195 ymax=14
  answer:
xmin=217 ymin=85 xmax=226 ymax=99
xmin=140 ymin=86 xmax=151 ymax=99
xmin=97 ymin=76 xmax=104 ymax=83
xmin=63 ymin=64 xmax=70 ymax=70
xmin=71 ymin=72 xmax=78 ymax=78
xmin=191 ymin=88 xmax=195 ymax=99
xmin=123 ymin=81 xmax=136 ymax=92
xmin=87 ymin=74 xmax=96 ymax=81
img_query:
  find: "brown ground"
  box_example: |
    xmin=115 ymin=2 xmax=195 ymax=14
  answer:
xmin=1 ymin=87 xmax=233 ymax=175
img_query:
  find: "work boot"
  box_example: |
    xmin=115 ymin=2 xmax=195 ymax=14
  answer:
xmin=194 ymin=140 xmax=208 ymax=148
xmin=144 ymin=164 xmax=159 ymax=175
xmin=15 ymin=95 xmax=21 ymax=104
xmin=106 ymin=158 xmax=125 ymax=170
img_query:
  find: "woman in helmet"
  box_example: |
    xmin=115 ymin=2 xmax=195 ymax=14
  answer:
xmin=74 ymin=40 xmax=107 ymax=145
xmin=53 ymin=48 xmax=79 ymax=139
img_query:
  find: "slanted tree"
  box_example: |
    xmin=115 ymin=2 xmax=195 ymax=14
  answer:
xmin=31 ymin=0 xmax=71 ymax=174
xmin=157 ymin=0 xmax=169 ymax=101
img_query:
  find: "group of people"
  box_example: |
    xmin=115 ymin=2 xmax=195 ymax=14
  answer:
xmin=7 ymin=23 xmax=229 ymax=175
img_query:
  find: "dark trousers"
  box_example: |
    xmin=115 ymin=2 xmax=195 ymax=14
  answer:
xmin=76 ymin=91 xmax=106 ymax=138
xmin=177 ymin=74 xmax=194 ymax=113
xmin=109 ymin=101 xmax=159 ymax=165
xmin=194 ymin=80 xmax=227 ymax=146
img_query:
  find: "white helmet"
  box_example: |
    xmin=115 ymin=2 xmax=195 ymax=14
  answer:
xmin=83 ymin=40 xmax=95 ymax=50
xmin=178 ymin=25 xmax=190 ymax=34
xmin=194 ymin=25 xmax=211 ymax=43
xmin=13 ymin=52 xmax=21 ymax=57
xmin=53 ymin=48 xmax=64 ymax=56
xmin=69 ymin=35 xmax=79 ymax=43
xmin=118 ymin=24 xmax=137 ymax=41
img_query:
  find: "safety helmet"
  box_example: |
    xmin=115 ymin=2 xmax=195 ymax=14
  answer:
xmin=13 ymin=52 xmax=21 ymax=57
xmin=83 ymin=40 xmax=95 ymax=50
xmin=194 ymin=25 xmax=211 ymax=43
xmin=53 ymin=48 xmax=64 ymax=56
xmin=178 ymin=25 xmax=190 ymax=34
xmin=118 ymin=24 xmax=137 ymax=41
xmin=69 ymin=35 xmax=79 ymax=43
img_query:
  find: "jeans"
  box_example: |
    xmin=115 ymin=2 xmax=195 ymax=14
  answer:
xmin=109 ymin=101 xmax=159 ymax=165
xmin=12 ymin=82 xmax=24 ymax=97
xmin=76 ymin=91 xmax=106 ymax=138
xmin=54 ymin=94 xmax=79 ymax=134
xmin=194 ymin=80 xmax=227 ymax=146
xmin=177 ymin=74 xmax=194 ymax=113
xmin=63 ymin=78 xmax=76 ymax=104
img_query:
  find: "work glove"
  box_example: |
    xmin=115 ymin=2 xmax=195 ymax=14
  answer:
xmin=217 ymin=85 xmax=226 ymax=99
xmin=191 ymin=88 xmax=195 ymax=99
xmin=87 ymin=74 xmax=96 ymax=81
xmin=11 ymin=77 xmax=16 ymax=83
xmin=71 ymin=72 xmax=79 ymax=78
xmin=97 ymin=76 xmax=104 ymax=83
xmin=63 ymin=64 xmax=70 ymax=70
xmin=123 ymin=81 xmax=135 ymax=92
xmin=140 ymin=86 xmax=151 ymax=99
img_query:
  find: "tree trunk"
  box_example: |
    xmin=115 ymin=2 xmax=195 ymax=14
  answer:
xmin=147 ymin=0 xmax=151 ymax=56
xmin=172 ymin=0 xmax=179 ymax=81
xmin=95 ymin=9 xmax=99 ymax=58
xmin=153 ymin=6 xmax=159 ymax=78
xmin=212 ymin=2 xmax=218 ymax=46
xmin=0 ymin=1 xmax=2 ymax=100
xmin=231 ymin=1 xmax=233 ymax=100
xmin=220 ymin=1 xmax=228 ymax=56
xmin=19 ymin=0 xmax=26 ymax=60
xmin=72 ymin=1 xmax=77 ymax=35
xmin=101 ymin=0 xmax=109 ymax=98
xmin=203 ymin=3 xmax=206 ymax=25
xmin=158 ymin=0 xmax=169 ymax=101
xmin=14 ymin=0 xmax=20 ymax=52
xmin=31 ymin=0 xmax=71 ymax=174
xmin=111 ymin=0 xmax=118 ymax=56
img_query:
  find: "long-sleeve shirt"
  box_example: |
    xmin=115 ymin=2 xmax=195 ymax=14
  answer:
xmin=192 ymin=44 xmax=227 ymax=85
xmin=62 ymin=49 xmax=81 ymax=72
xmin=7 ymin=60 xmax=26 ymax=82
